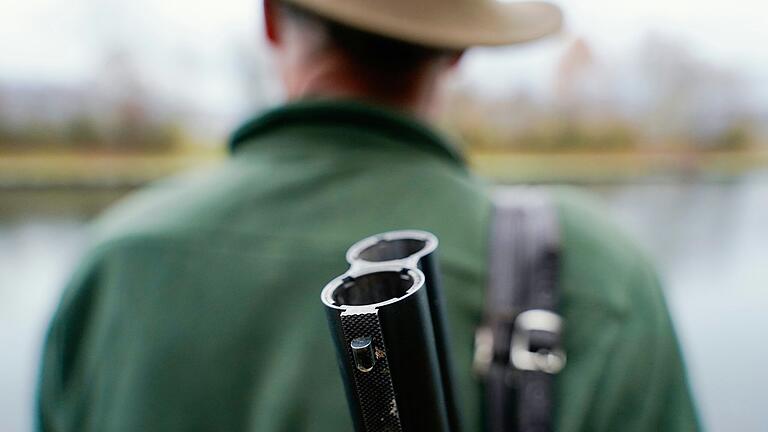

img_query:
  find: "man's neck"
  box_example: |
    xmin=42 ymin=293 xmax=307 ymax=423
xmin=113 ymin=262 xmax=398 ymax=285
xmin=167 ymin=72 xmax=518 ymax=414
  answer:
xmin=284 ymin=53 xmax=436 ymax=118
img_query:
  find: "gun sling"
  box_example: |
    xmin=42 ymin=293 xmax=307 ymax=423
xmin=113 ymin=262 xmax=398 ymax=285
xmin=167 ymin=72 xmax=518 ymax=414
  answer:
xmin=475 ymin=190 xmax=566 ymax=432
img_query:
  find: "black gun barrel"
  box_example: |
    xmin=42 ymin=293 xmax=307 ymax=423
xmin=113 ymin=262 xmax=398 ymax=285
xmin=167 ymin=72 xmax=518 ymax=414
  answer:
xmin=346 ymin=231 xmax=462 ymax=432
xmin=321 ymin=266 xmax=449 ymax=431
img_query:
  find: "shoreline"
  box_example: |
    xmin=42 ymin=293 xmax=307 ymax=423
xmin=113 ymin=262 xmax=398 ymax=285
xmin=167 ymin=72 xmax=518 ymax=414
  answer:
xmin=1 ymin=148 xmax=767 ymax=188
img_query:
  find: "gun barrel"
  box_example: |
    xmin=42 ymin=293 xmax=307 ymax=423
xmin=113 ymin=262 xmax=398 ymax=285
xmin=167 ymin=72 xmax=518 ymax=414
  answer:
xmin=346 ymin=231 xmax=462 ymax=432
xmin=321 ymin=266 xmax=449 ymax=431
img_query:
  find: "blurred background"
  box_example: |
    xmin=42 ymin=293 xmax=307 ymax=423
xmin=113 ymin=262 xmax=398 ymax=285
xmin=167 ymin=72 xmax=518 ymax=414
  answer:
xmin=1 ymin=0 xmax=766 ymax=430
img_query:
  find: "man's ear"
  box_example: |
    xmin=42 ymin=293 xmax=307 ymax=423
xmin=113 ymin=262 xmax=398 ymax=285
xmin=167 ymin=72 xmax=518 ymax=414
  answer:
xmin=263 ymin=0 xmax=280 ymax=45
xmin=448 ymin=50 xmax=465 ymax=68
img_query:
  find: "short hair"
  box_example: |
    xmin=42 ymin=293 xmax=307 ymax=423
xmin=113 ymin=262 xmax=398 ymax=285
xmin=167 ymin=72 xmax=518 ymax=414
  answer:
xmin=278 ymin=1 xmax=457 ymax=73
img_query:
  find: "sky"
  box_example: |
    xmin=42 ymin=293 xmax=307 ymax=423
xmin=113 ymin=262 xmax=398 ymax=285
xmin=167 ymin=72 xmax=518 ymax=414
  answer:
xmin=2 ymin=0 xmax=768 ymax=131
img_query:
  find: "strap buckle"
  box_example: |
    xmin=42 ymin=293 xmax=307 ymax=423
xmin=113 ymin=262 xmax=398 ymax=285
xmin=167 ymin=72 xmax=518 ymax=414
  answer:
xmin=510 ymin=309 xmax=566 ymax=374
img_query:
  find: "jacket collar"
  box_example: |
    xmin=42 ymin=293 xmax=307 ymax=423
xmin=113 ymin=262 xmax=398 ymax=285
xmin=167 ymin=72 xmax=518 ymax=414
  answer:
xmin=229 ymin=99 xmax=465 ymax=167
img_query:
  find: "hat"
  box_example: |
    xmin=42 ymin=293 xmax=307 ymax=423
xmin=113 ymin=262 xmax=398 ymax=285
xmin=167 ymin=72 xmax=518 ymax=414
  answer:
xmin=282 ymin=0 xmax=563 ymax=49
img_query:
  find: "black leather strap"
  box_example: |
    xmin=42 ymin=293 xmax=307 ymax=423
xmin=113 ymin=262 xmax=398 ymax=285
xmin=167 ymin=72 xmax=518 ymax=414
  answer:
xmin=476 ymin=189 xmax=564 ymax=432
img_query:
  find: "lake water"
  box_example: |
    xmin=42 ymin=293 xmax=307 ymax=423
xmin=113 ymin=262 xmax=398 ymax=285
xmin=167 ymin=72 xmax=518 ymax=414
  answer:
xmin=1 ymin=175 xmax=766 ymax=431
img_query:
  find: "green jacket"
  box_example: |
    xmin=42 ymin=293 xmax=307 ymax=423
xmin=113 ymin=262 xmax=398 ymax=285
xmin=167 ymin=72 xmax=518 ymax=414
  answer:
xmin=38 ymin=100 xmax=699 ymax=432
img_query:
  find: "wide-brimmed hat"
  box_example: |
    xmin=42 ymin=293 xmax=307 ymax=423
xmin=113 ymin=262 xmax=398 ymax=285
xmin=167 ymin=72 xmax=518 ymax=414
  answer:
xmin=283 ymin=0 xmax=563 ymax=49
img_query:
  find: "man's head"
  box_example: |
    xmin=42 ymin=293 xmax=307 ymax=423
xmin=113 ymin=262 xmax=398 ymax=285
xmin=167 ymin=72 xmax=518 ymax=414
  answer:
xmin=263 ymin=0 xmax=463 ymax=116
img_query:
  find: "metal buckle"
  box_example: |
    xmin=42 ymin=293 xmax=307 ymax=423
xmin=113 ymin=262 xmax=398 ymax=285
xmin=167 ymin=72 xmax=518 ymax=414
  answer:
xmin=510 ymin=309 xmax=566 ymax=374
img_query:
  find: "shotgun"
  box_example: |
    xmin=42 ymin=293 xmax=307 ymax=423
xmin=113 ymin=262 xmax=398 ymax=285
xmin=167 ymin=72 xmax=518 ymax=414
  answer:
xmin=321 ymin=231 xmax=462 ymax=432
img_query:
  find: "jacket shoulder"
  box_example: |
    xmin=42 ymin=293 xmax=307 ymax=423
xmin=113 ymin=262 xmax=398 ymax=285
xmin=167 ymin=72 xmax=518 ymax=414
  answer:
xmin=551 ymin=187 xmax=661 ymax=318
xmin=550 ymin=188 xmax=699 ymax=431
xmin=89 ymin=160 xmax=257 ymax=247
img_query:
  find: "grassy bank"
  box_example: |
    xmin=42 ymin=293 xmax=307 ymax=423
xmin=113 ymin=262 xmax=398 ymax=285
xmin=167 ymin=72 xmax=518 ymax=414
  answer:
xmin=469 ymin=148 xmax=768 ymax=183
xmin=0 ymin=149 xmax=224 ymax=188
xmin=2 ymin=147 xmax=767 ymax=188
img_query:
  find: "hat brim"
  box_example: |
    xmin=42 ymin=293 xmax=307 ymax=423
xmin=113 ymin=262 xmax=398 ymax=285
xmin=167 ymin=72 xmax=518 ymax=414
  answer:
xmin=284 ymin=0 xmax=563 ymax=49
